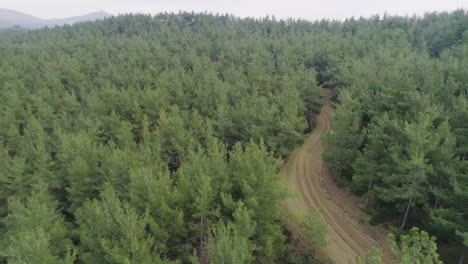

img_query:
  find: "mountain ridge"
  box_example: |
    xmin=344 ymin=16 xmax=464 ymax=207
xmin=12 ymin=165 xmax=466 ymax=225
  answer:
xmin=0 ymin=8 xmax=110 ymax=29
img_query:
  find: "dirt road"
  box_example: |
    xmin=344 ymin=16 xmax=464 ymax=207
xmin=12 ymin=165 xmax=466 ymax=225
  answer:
xmin=281 ymin=89 xmax=393 ymax=263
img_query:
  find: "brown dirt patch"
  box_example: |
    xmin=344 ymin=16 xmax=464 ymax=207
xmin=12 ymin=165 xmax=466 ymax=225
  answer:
xmin=281 ymin=88 xmax=393 ymax=263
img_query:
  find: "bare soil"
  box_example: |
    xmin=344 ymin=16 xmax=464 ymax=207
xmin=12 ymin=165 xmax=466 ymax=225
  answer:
xmin=281 ymin=89 xmax=394 ymax=264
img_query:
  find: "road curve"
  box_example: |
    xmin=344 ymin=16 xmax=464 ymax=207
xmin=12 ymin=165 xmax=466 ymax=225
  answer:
xmin=281 ymin=88 xmax=393 ymax=264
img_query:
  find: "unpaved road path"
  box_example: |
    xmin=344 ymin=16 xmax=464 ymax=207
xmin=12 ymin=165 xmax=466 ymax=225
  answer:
xmin=281 ymin=89 xmax=393 ymax=263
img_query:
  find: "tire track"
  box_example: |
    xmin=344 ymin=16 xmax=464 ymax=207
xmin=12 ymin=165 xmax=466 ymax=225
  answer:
xmin=281 ymin=89 xmax=393 ymax=263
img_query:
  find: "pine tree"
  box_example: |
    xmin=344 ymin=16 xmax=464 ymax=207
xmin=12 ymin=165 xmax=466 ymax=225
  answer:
xmin=128 ymin=166 xmax=186 ymax=256
xmin=324 ymin=89 xmax=365 ymax=181
xmin=227 ymin=142 xmax=287 ymax=259
xmin=208 ymin=222 xmax=253 ymax=264
xmin=0 ymin=186 xmax=75 ymax=264
xmin=355 ymin=248 xmax=383 ymax=264
xmin=299 ymin=210 xmax=327 ymax=247
xmin=75 ymin=185 xmax=169 ymax=264
xmin=388 ymin=227 xmax=442 ymax=264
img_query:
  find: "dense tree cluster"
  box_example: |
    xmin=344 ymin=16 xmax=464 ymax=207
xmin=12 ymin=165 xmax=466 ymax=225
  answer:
xmin=323 ymin=9 xmax=467 ymax=262
xmin=0 ymin=12 xmax=326 ymax=264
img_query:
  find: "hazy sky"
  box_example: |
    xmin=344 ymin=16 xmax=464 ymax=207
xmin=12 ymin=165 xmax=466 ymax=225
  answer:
xmin=3 ymin=0 xmax=467 ymax=20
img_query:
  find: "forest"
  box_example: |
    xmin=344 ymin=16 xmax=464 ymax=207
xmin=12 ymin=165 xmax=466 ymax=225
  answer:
xmin=0 ymin=9 xmax=466 ymax=264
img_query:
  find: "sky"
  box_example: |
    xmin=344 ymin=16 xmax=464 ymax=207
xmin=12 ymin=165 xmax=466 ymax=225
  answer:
xmin=2 ymin=0 xmax=467 ymax=20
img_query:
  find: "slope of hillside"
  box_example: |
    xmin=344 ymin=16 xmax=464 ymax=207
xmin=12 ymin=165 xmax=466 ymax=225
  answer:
xmin=47 ymin=11 xmax=110 ymax=25
xmin=0 ymin=8 xmax=109 ymax=29
xmin=0 ymin=9 xmax=45 ymax=28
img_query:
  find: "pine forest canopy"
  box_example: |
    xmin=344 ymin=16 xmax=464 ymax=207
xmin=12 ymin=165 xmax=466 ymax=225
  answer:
xmin=0 ymin=10 xmax=466 ymax=264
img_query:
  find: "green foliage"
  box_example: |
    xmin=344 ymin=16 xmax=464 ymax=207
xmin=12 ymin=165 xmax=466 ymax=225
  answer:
xmin=388 ymin=227 xmax=443 ymax=264
xmin=75 ymin=185 xmax=169 ymax=264
xmin=0 ymin=187 xmax=75 ymax=264
xmin=227 ymin=142 xmax=287 ymax=259
xmin=208 ymin=222 xmax=253 ymax=264
xmin=324 ymin=88 xmax=365 ymax=182
xmin=355 ymin=248 xmax=383 ymax=264
xmin=456 ymin=231 xmax=468 ymax=247
xmin=299 ymin=210 xmax=328 ymax=248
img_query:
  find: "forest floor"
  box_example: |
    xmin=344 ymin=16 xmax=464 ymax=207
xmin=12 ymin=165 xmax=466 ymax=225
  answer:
xmin=281 ymin=88 xmax=394 ymax=264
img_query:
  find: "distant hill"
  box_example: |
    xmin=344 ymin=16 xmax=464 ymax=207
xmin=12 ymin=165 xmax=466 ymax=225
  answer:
xmin=0 ymin=9 xmax=110 ymax=29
